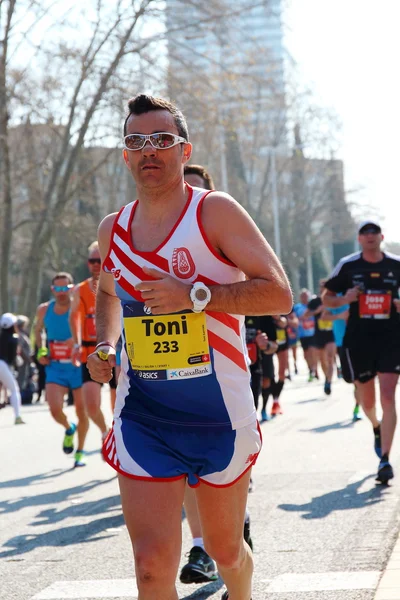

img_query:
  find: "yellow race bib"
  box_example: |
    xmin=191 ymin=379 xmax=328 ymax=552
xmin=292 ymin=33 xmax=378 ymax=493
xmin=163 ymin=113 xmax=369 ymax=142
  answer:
xmin=276 ymin=329 xmax=286 ymax=344
xmin=124 ymin=312 xmax=212 ymax=381
xmin=319 ymin=319 xmax=333 ymax=331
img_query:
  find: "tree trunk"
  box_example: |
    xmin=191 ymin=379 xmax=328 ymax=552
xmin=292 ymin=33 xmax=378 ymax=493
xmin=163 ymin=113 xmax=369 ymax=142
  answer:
xmin=0 ymin=115 xmax=12 ymax=312
xmin=0 ymin=0 xmax=17 ymax=312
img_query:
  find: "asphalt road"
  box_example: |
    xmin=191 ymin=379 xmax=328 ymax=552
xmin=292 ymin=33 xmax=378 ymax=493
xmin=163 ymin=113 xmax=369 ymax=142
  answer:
xmin=1 ymin=361 xmax=399 ymax=600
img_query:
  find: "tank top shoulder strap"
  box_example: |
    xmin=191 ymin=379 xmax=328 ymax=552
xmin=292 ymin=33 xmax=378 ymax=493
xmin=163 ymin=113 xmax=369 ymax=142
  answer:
xmin=43 ymin=300 xmax=54 ymax=324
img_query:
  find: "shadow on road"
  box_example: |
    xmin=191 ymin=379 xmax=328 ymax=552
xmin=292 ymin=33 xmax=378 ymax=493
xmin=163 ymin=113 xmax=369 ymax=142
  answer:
xmin=0 ymin=477 xmax=114 ymax=514
xmin=181 ymin=577 xmax=224 ymax=599
xmin=32 ymin=494 xmax=121 ymax=526
xmin=0 ymin=497 xmax=124 ymax=558
xmin=296 ymin=397 xmax=325 ymax=405
xmin=300 ymin=419 xmax=358 ymax=433
xmin=0 ymin=469 xmax=66 ymax=489
xmin=278 ymin=475 xmax=388 ymax=519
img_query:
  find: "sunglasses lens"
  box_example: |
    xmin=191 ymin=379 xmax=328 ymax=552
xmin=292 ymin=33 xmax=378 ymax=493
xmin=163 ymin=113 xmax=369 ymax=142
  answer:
xmin=53 ymin=285 xmax=69 ymax=292
xmin=125 ymin=135 xmax=143 ymax=150
xmin=151 ymin=133 xmax=176 ymax=149
xmin=89 ymin=258 xmax=101 ymax=264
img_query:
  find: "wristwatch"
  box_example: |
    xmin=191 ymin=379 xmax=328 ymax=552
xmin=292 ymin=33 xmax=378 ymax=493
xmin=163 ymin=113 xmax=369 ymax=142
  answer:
xmin=190 ymin=282 xmax=211 ymax=313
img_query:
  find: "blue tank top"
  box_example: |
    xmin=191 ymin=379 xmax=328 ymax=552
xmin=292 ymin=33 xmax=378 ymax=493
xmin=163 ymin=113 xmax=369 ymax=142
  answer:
xmin=43 ymin=301 xmax=72 ymax=341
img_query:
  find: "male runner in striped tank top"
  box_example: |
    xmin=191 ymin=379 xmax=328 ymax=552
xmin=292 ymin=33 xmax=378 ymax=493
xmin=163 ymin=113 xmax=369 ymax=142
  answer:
xmin=87 ymin=94 xmax=292 ymax=600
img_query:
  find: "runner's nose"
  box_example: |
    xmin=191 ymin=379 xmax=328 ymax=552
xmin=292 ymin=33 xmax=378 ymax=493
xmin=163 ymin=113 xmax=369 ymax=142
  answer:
xmin=142 ymin=141 xmax=157 ymax=156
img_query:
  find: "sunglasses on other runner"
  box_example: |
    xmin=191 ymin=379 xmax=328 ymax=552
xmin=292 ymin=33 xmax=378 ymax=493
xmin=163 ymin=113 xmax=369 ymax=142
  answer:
xmin=88 ymin=258 xmax=101 ymax=265
xmin=123 ymin=132 xmax=187 ymax=152
xmin=359 ymin=226 xmax=381 ymax=235
xmin=52 ymin=284 xmax=73 ymax=292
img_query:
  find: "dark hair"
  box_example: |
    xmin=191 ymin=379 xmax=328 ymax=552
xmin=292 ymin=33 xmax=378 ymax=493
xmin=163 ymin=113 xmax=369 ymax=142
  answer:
xmin=52 ymin=272 xmax=73 ymax=285
xmin=184 ymin=164 xmax=215 ymax=191
xmin=123 ymin=94 xmax=189 ymax=141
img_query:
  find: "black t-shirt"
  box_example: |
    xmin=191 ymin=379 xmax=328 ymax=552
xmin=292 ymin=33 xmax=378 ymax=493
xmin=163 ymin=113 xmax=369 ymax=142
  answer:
xmin=0 ymin=331 xmax=19 ymax=366
xmin=308 ymin=296 xmax=333 ymax=336
xmin=325 ymin=251 xmax=400 ymax=339
xmin=245 ymin=316 xmax=277 ymax=372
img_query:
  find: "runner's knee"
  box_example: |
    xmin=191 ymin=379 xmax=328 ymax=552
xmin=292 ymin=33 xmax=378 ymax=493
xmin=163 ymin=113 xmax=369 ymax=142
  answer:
xmin=204 ymin=539 xmax=245 ymax=571
xmin=134 ymin=545 xmax=178 ymax=587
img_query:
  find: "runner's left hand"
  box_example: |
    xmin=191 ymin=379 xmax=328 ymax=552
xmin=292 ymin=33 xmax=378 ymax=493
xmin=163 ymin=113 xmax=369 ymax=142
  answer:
xmin=135 ymin=267 xmax=193 ymax=315
xmin=394 ymin=299 xmax=400 ymax=313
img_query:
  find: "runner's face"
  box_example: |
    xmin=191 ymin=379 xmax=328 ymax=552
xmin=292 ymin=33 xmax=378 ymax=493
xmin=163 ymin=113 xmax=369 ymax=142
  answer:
xmin=123 ymin=110 xmax=192 ymax=189
xmin=51 ymin=277 xmax=72 ymax=303
xmin=358 ymin=231 xmax=383 ymax=252
xmin=88 ymin=249 xmax=101 ymax=277
xmin=184 ymin=173 xmax=206 ymax=188
xmin=300 ymin=292 xmax=309 ymax=305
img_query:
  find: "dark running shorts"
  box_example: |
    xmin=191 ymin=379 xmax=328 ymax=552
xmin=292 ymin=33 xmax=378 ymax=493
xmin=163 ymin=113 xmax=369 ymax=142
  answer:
xmin=339 ymin=339 xmax=400 ymax=384
xmin=261 ymin=353 xmax=275 ymax=380
xmin=300 ymin=336 xmax=316 ymax=351
xmin=314 ymin=331 xmax=335 ymax=349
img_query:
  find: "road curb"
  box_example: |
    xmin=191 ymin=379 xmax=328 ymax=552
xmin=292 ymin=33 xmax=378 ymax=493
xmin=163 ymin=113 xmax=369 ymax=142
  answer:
xmin=374 ymin=526 xmax=400 ymax=599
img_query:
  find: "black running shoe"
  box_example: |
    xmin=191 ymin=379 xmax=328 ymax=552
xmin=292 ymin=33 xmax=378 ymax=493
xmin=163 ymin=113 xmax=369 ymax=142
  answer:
xmin=244 ymin=518 xmax=253 ymax=551
xmin=376 ymin=459 xmax=394 ymax=484
xmin=374 ymin=425 xmax=382 ymax=458
xmin=179 ymin=546 xmax=218 ymax=584
xmin=221 ymin=592 xmax=252 ymax=599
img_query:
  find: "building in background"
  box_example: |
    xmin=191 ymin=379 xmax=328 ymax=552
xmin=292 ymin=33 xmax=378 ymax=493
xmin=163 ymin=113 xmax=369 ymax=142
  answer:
xmin=165 ymin=0 xmax=287 ymax=196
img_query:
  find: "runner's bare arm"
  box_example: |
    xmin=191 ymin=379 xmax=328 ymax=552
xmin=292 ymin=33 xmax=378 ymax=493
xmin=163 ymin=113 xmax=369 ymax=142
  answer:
xmin=287 ymin=312 xmax=299 ymax=327
xmin=69 ymin=288 xmax=82 ymax=346
xmin=137 ymin=194 xmax=292 ymax=316
xmin=321 ymin=310 xmax=349 ymax=322
xmin=322 ymin=287 xmax=359 ymax=307
xmin=34 ymin=304 xmax=47 ymax=349
xmin=201 ymin=193 xmax=292 ymax=315
xmin=95 ymin=213 xmax=121 ymax=347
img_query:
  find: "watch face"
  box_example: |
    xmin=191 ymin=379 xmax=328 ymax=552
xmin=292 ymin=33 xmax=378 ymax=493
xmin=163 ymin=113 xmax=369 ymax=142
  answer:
xmin=195 ymin=288 xmax=208 ymax=301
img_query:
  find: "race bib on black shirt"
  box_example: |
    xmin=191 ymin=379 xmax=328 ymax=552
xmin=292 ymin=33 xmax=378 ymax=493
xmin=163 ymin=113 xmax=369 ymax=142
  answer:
xmin=325 ymin=252 xmax=400 ymax=337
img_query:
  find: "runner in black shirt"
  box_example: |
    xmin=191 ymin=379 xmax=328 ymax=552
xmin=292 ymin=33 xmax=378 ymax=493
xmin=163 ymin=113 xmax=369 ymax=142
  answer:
xmin=245 ymin=316 xmax=278 ymax=421
xmin=322 ymin=220 xmax=400 ymax=484
xmin=272 ymin=316 xmax=289 ymax=415
xmin=246 ymin=316 xmax=278 ymax=422
xmin=307 ymin=281 xmax=336 ymax=396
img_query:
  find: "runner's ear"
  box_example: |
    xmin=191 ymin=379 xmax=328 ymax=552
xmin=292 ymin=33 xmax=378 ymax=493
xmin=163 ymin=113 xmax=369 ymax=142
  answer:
xmin=122 ymin=150 xmax=131 ymax=169
xmin=182 ymin=142 xmax=192 ymax=163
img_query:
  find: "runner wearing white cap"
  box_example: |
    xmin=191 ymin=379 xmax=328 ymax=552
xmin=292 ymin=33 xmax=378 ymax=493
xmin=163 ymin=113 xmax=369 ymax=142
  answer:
xmin=0 ymin=313 xmax=25 ymax=424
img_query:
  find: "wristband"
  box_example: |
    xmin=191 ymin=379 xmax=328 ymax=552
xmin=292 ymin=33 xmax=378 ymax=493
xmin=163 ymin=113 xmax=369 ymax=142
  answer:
xmin=97 ymin=350 xmax=110 ymax=361
xmin=73 ymin=343 xmax=81 ymax=350
xmin=37 ymin=347 xmax=49 ymax=359
xmin=95 ymin=341 xmax=115 ymax=350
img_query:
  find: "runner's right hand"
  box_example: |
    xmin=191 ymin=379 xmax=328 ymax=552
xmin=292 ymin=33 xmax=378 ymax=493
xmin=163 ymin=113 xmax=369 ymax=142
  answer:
xmin=255 ymin=330 xmax=269 ymax=351
xmin=87 ymin=346 xmax=116 ymax=383
xmin=344 ymin=286 xmax=361 ymax=304
xmin=71 ymin=345 xmax=83 ymax=367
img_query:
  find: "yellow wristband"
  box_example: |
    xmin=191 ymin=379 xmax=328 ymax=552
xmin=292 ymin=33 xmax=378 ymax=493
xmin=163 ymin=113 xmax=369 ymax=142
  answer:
xmin=97 ymin=350 xmax=109 ymax=361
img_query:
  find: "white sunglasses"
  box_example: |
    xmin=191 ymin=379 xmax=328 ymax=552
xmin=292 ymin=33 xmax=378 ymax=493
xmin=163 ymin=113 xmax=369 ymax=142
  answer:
xmin=123 ymin=132 xmax=187 ymax=151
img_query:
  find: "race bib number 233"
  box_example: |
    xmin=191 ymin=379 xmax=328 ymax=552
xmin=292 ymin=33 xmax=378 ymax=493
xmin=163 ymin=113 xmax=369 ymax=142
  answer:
xmin=123 ymin=312 xmax=212 ymax=381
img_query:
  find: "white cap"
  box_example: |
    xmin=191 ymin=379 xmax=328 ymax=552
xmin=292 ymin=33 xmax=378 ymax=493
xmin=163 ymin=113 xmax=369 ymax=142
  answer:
xmin=0 ymin=312 xmax=17 ymax=329
xmin=358 ymin=220 xmax=382 ymax=234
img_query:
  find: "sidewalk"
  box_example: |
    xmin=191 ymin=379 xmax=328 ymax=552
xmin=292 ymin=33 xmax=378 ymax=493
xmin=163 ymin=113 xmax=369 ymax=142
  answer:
xmin=374 ymin=527 xmax=400 ymax=599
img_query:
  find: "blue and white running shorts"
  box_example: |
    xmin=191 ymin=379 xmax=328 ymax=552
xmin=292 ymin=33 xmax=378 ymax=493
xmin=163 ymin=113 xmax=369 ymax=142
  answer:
xmin=103 ymin=418 xmax=262 ymax=487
